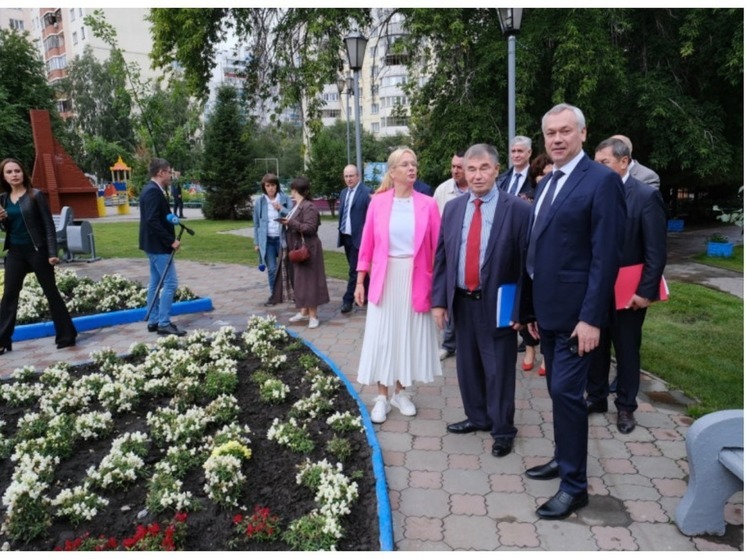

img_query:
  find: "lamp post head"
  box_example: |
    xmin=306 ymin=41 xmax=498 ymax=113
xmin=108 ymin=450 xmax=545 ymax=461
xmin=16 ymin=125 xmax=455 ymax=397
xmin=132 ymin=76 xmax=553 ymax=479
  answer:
xmin=497 ymin=8 xmax=523 ymax=36
xmin=344 ymin=33 xmax=368 ymax=71
xmin=346 ymin=76 xmax=354 ymax=94
xmin=337 ymin=76 xmax=345 ymax=95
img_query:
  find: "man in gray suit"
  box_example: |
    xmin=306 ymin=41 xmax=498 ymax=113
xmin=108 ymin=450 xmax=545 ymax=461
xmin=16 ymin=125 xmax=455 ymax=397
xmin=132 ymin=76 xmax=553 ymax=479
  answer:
xmin=612 ymin=135 xmax=660 ymax=189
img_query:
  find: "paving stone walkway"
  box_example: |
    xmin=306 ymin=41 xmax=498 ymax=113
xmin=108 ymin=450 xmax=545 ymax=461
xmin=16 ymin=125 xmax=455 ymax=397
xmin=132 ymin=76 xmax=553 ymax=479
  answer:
xmin=0 ymin=211 xmax=742 ymax=551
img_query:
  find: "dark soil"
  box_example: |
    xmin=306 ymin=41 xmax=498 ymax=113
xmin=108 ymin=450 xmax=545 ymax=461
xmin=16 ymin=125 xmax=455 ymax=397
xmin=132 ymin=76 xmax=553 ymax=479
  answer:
xmin=0 ymin=339 xmax=379 ymax=551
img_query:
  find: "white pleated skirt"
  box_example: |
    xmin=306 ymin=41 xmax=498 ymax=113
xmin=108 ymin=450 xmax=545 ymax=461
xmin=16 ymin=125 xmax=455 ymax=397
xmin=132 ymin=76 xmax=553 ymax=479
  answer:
xmin=357 ymin=257 xmax=442 ymax=387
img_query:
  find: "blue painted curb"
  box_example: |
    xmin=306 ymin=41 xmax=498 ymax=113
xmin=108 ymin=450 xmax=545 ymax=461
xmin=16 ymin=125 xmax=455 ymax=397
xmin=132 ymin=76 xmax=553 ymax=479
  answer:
xmin=289 ymin=329 xmax=395 ymax=552
xmin=11 ymin=298 xmax=214 ymax=342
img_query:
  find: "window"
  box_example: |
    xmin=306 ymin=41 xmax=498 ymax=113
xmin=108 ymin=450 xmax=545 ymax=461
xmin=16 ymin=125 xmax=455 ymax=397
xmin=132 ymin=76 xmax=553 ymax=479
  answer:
xmin=70 ymin=8 xmax=75 ymax=21
xmin=78 ymin=8 xmax=83 ymax=17
xmin=370 ymin=65 xmax=379 ymax=78
xmin=369 ymin=45 xmax=377 ymax=59
xmin=72 ymin=32 xmax=78 ymax=45
xmin=81 ymin=26 xmax=85 ymax=40
xmin=381 ymin=75 xmax=406 ymax=88
xmin=57 ymin=99 xmax=72 ymax=113
xmin=44 ymin=35 xmax=64 ymax=51
xmin=322 ymin=109 xmax=341 ymax=119
xmin=382 ymin=116 xmax=408 ymax=128
xmin=381 ymin=96 xmax=408 ymax=108
xmin=46 ymin=55 xmax=67 ymax=72
xmin=9 ymin=18 xmax=24 ymax=30
xmin=322 ymin=92 xmax=339 ymax=102
xmin=371 ymin=122 xmax=380 ymax=133
xmin=371 ymin=104 xmax=379 ymax=115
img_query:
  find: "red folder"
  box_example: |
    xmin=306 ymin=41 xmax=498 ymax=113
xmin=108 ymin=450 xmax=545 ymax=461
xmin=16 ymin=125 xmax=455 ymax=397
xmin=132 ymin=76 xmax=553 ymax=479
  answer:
xmin=614 ymin=264 xmax=669 ymax=310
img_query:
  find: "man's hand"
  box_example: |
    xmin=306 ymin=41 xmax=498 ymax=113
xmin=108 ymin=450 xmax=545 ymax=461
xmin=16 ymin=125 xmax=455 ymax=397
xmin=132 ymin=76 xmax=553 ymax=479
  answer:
xmin=626 ymin=294 xmax=651 ymax=310
xmin=432 ymin=307 xmax=447 ymax=330
xmin=171 ymin=240 xmax=181 ymax=250
xmin=570 ymin=320 xmax=600 ymax=356
xmin=48 ymin=257 xmax=59 ymax=266
xmin=527 ymin=322 xmax=540 ymax=340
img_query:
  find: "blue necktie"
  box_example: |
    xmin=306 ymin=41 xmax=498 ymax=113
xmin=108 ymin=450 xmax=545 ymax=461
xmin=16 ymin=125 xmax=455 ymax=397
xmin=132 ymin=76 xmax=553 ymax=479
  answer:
xmin=509 ymin=173 xmax=522 ymax=196
xmin=526 ymin=171 xmax=564 ymax=277
xmin=340 ymin=189 xmax=353 ymax=234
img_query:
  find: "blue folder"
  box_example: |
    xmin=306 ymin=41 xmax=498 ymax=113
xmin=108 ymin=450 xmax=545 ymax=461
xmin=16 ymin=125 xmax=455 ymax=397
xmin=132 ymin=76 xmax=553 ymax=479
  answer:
xmin=496 ymin=283 xmax=517 ymax=328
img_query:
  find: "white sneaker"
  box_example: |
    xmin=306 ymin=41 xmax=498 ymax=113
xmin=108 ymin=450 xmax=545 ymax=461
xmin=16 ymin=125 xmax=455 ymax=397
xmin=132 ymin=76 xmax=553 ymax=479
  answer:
xmin=390 ymin=391 xmax=416 ymax=416
xmin=370 ymin=395 xmax=391 ymax=424
xmin=439 ymin=348 xmax=455 ymax=360
xmin=289 ymin=313 xmax=309 ymax=323
xmin=308 ymin=317 xmax=319 ymax=329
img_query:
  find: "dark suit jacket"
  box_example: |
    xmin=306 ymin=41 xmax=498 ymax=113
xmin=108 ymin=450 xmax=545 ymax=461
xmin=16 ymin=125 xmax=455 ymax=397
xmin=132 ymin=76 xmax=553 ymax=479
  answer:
xmin=522 ymin=154 xmax=626 ymax=332
xmin=413 ymin=179 xmax=433 ymax=196
xmin=337 ymin=183 xmax=371 ymax=249
xmin=139 ymin=180 xmax=175 ymax=254
xmin=432 ymin=190 xmax=532 ymax=328
xmin=619 ymin=176 xmax=667 ymax=300
xmin=497 ymin=167 xmax=536 ymax=199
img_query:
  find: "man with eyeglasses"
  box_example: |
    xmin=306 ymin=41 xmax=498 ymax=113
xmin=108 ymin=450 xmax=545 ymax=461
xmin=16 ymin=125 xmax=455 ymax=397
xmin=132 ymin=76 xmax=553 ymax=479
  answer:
xmin=337 ymin=164 xmax=371 ymax=313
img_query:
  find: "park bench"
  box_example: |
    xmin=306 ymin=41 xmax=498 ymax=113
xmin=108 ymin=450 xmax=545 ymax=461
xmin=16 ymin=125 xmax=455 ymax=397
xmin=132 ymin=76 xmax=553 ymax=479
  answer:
xmin=675 ymin=409 xmax=744 ymax=536
xmin=52 ymin=206 xmax=73 ymax=261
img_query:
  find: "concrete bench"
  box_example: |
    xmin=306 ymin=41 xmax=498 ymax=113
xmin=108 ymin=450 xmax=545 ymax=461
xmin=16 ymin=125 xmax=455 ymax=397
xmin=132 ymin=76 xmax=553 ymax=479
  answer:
xmin=675 ymin=409 xmax=744 ymax=536
xmin=52 ymin=206 xmax=73 ymax=261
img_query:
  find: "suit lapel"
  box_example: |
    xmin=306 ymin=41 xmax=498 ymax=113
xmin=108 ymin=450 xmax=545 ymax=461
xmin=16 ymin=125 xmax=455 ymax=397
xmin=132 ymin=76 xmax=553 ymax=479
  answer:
xmin=484 ymin=192 xmax=509 ymax=269
xmin=535 ymin=155 xmax=590 ymax=237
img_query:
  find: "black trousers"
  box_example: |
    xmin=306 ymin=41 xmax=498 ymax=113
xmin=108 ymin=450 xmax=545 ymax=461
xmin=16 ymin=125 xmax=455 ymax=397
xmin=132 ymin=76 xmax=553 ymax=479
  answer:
xmin=0 ymin=247 xmax=77 ymax=346
xmin=173 ymin=196 xmax=184 ymax=218
xmin=587 ymin=307 xmax=647 ymax=412
xmin=340 ymin=233 xmax=368 ymax=305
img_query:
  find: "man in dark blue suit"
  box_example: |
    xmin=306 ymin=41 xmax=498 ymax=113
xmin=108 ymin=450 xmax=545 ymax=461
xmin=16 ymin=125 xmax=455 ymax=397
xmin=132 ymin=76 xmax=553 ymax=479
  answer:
xmin=432 ymin=143 xmax=531 ymax=458
xmin=587 ymin=137 xmax=667 ymax=434
xmin=337 ymin=164 xmax=371 ymax=313
xmin=521 ymin=104 xmax=626 ymax=519
xmin=139 ymin=158 xmax=186 ymax=337
xmin=496 ymin=135 xmax=536 ymax=200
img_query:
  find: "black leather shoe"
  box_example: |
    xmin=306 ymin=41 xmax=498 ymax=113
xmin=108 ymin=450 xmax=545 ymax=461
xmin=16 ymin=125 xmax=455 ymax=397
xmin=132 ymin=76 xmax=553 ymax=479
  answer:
xmin=57 ymin=339 xmax=76 ymax=349
xmin=147 ymin=323 xmax=158 ymax=332
xmin=492 ymin=438 xmax=513 ymax=457
xmin=446 ymin=419 xmax=489 ymax=434
xmin=617 ymin=410 xmax=636 ymax=434
xmin=157 ymin=322 xmax=187 ymax=337
xmin=263 ymin=298 xmax=276 ymax=307
xmin=586 ymin=399 xmax=608 ymax=414
xmin=525 ymin=459 xmax=559 ymax=480
xmin=341 ymin=303 xmax=353 ymax=314
xmin=536 ymin=490 xmax=589 ymax=519
xmin=517 ymin=341 xmax=526 ymax=352
xmin=0 ymin=340 xmax=13 ymax=355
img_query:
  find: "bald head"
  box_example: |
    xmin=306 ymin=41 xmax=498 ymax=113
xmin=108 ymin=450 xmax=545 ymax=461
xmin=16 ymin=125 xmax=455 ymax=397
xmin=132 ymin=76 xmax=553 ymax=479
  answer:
xmin=611 ymin=134 xmax=633 ymax=155
xmin=343 ymin=164 xmax=359 ymax=188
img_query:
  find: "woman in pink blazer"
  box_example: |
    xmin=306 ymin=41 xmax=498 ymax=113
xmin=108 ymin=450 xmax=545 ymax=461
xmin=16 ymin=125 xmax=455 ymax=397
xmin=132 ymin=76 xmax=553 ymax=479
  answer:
xmin=355 ymin=147 xmax=442 ymax=423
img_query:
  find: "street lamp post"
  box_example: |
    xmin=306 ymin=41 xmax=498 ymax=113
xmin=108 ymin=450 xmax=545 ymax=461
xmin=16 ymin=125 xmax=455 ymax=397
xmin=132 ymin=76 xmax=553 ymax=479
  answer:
xmin=344 ymin=33 xmax=368 ymax=177
xmin=336 ymin=76 xmax=351 ymax=164
xmin=497 ymin=8 xmax=523 ymax=159
xmin=346 ymin=75 xmax=353 ymax=165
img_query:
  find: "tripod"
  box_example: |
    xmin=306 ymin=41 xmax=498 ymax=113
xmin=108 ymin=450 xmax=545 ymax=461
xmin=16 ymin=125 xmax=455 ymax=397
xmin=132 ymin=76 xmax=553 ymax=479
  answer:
xmin=144 ymin=223 xmax=194 ymax=323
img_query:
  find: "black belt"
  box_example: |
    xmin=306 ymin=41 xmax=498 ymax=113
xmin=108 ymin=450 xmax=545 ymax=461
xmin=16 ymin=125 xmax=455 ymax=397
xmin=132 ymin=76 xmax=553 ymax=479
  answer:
xmin=456 ymin=288 xmax=482 ymax=300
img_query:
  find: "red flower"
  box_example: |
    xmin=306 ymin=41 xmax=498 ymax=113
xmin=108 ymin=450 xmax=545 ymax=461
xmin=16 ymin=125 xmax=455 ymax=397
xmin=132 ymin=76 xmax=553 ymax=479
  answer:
xmin=233 ymin=514 xmax=244 ymax=524
xmin=174 ymin=512 xmax=188 ymax=523
xmin=147 ymin=522 xmax=161 ymax=535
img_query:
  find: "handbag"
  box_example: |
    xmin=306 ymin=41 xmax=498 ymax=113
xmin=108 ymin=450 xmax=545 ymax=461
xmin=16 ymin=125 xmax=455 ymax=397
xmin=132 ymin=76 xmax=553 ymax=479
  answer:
xmin=288 ymin=233 xmax=310 ymax=263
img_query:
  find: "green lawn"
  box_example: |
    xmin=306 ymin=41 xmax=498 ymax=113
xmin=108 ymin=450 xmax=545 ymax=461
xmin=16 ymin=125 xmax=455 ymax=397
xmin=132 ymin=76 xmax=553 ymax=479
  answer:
xmin=89 ymin=220 xmax=350 ymax=280
xmin=693 ymin=244 xmax=743 ymax=273
xmin=641 ymin=281 xmax=743 ymax=417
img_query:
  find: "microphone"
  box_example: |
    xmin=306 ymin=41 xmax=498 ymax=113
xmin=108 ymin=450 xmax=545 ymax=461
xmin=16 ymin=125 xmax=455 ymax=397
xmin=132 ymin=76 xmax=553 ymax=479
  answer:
xmin=166 ymin=213 xmax=195 ymax=236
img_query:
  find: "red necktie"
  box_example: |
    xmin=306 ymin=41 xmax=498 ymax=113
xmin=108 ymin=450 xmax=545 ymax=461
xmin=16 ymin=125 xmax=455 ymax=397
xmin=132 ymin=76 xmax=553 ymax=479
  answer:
xmin=465 ymin=198 xmax=483 ymax=291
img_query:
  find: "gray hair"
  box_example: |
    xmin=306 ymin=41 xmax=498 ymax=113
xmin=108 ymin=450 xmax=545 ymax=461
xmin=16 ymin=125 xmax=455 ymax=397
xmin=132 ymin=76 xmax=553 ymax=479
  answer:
xmin=510 ymin=136 xmax=532 ymax=150
xmin=463 ymin=143 xmax=499 ymax=166
xmin=595 ymin=137 xmax=631 ymax=160
xmin=541 ymin=103 xmax=586 ymax=132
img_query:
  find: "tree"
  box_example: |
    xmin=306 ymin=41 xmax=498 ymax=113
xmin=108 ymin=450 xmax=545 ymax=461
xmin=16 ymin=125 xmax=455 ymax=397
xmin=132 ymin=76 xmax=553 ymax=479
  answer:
xmin=0 ymin=28 xmax=59 ymax=169
xmin=201 ymin=85 xmax=253 ymax=219
xmin=60 ymin=45 xmax=137 ymax=179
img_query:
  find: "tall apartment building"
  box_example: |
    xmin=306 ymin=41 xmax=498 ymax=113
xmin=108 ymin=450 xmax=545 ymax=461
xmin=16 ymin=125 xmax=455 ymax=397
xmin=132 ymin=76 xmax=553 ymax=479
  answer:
xmin=210 ymin=8 xmax=413 ymax=139
xmin=24 ymin=7 xmax=156 ymax=114
xmin=0 ymin=7 xmax=31 ymax=33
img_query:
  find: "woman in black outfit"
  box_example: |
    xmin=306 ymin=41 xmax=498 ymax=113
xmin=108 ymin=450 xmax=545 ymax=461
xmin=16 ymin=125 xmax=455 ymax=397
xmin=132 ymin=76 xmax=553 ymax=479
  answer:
xmin=0 ymin=158 xmax=77 ymax=353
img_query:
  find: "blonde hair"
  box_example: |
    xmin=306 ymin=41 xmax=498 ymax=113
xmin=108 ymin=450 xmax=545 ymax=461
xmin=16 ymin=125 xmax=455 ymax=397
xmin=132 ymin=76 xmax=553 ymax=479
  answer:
xmin=375 ymin=146 xmax=417 ymax=194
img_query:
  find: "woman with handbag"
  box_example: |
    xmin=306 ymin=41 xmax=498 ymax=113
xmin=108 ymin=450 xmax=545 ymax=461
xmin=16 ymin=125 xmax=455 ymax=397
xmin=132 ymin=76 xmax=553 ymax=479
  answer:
xmin=0 ymin=158 xmax=77 ymax=353
xmin=278 ymin=177 xmax=329 ymax=329
xmin=252 ymin=173 xmax=292 ymax=305
xmin=354 ymin=147 xmax=442 ymax=423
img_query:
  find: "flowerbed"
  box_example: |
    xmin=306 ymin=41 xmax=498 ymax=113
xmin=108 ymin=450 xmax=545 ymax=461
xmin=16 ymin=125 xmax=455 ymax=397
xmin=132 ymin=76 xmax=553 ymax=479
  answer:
xmin=0 ymin=269 xmax=196 ymax=325
xmin=0 ymin=316 xmax=377 ymax=551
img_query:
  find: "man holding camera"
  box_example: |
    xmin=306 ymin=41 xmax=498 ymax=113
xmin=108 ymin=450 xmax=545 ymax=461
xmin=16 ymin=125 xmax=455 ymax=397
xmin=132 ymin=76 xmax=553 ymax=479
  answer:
xmin=139 ymin=157 xmax=186 ymax=337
